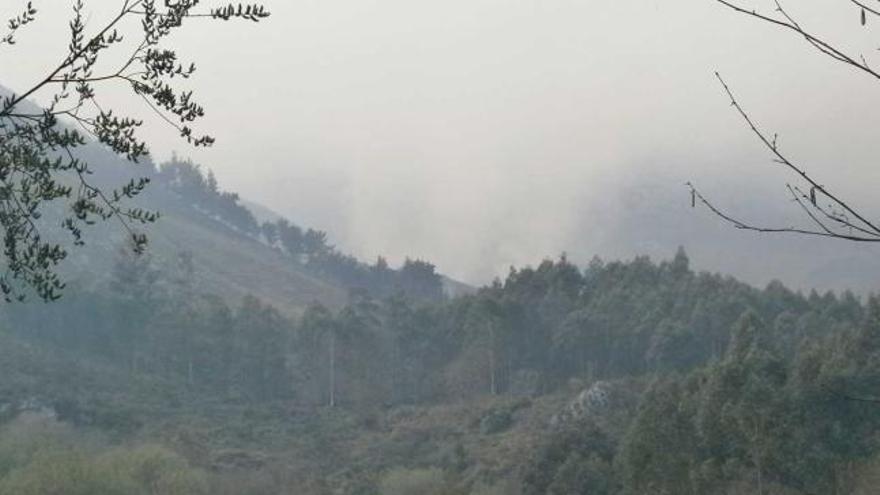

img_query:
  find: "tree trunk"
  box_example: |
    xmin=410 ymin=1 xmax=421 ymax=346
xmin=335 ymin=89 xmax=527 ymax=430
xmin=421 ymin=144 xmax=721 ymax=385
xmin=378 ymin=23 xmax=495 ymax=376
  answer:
xmin=506 ymin=353 xmax=512 ymax=395
xmin=392 ymin=341 xmax=401 ymax=405
xmin=754 ymin=421 xmax=763 ymax=495
xmin=489 ymin=323 xmax=497 ymax=396
xmin=329 ymin=333 xmax=336 ymax=408
xmin=489 ymin=346 xmax=497 ymax=396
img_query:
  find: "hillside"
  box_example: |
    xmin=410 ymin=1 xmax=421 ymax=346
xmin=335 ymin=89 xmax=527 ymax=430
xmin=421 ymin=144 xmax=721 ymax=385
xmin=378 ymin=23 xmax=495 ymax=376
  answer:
xmin=60 ymin=186 xmax=349 ymax=313
xmin=1 ymin=84 xmax=456 ymax=312
xmin=2 ymin=250 xmax=879 ymax=494
xmin=3 ymin=87 xmax=880 ymax=495
xmin=20 ymin=146 xmax=457 ymax=313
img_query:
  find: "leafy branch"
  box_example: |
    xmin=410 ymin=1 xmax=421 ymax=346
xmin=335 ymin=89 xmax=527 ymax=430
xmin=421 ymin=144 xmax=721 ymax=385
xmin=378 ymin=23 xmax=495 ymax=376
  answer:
xmin=0 ymin=1 xmax=270 ymax=301
xmin=0 ymin=2 xmax=36 ymax=46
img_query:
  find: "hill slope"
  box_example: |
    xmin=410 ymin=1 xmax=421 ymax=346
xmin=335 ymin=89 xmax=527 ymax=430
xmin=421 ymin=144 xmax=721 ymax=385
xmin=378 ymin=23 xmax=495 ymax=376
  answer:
xmin=2 ymin=83 xmax=460 ymax=310
xmin=57 ymin=160 xmax=351 ymax=313
xmin=1 ymin=252 xmax=879 ymax=494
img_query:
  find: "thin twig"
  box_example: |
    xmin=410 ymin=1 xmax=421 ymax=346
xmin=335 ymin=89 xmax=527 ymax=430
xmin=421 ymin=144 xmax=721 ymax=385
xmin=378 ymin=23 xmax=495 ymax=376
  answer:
xmin=714 ymin=72 xmax=880 ymax=237
xmin=686 ymin=182 xmax=880 ymax=242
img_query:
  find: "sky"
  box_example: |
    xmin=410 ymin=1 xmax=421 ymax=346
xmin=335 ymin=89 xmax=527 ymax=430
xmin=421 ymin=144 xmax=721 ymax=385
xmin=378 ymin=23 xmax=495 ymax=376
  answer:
xmin=3 ymin=0 xmax=880 ymax=287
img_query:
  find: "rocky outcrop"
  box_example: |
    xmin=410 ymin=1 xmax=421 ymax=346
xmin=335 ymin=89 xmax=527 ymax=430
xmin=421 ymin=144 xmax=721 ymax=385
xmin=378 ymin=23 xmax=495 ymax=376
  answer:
xmin=550 ymin=381 xmax=613 ymax=427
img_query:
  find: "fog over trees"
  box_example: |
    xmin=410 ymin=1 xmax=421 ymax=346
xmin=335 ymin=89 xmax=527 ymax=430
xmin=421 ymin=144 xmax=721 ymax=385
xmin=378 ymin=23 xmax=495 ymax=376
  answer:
xmin=1 ymin=1 xmax=880 ymax=495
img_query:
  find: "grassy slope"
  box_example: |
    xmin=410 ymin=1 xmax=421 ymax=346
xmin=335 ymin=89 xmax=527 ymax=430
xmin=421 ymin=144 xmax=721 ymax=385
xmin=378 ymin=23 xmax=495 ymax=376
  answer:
xmin=144 ymin=196 xmax=348 ymax=313
xmin=0 ymin=90 xmax=349 ymax=312
xmin=53 ymin=177 xmax=349 ymax=314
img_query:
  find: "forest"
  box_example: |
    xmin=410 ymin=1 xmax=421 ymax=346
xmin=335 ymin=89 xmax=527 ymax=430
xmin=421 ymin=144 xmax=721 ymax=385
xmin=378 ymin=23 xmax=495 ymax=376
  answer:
xmin=3 ymin=1 xmax=880 ymax=494
xmin=2 ymin=216 xmax=879 ymax=493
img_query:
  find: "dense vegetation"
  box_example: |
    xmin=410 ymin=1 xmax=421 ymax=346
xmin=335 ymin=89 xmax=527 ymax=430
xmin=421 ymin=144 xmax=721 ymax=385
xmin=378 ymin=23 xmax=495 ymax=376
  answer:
xmin=2 ymin=243 xmax=879 ymax=494
xmin=6 ymin=3 xmax=877 ymax=494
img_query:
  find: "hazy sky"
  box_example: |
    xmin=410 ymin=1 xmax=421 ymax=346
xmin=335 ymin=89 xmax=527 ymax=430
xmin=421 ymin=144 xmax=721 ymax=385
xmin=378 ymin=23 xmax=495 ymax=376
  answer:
xmin=4 ymin=0 xmax=880 ymax=285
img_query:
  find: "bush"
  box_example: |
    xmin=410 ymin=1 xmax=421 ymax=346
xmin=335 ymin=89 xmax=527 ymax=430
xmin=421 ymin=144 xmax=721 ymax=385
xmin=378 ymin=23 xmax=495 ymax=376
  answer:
xmin=479 ymin=409 xmax=513 ymax=435
xmin=379 ymin=467 xmax=449 ymax=495
xmin=0 ymin=414 xmax=101 ymax=477
xmin=0 ymin=416 xmax=207 ymax=495
xmin=98 ymin=445 xmax=208 ymax=495
xmin=0 ymin=450 xmax=134 ymax=495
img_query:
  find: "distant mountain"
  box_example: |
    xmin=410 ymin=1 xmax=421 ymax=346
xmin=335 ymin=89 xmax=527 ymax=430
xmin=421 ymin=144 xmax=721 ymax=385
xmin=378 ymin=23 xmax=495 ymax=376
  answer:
xmin=568 ymin=173 xmax=880 ymax=295
xmin=3 ymin=80 xmax=479 ymax=308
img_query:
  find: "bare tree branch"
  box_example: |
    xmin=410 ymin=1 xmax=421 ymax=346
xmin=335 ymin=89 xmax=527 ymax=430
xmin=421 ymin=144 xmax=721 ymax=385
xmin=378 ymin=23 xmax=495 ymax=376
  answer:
xmin=695 ymin=1 xmax=880 ymax=246
xmin=715 ymin=0 xmax=880 ymax=80
xmin=849 ymin=0 xmax=880 ymax=20
xmin=690 ymin=70 xmax=880 ymax=242
xmin=687 ymin=182 xmax=880 ymax=241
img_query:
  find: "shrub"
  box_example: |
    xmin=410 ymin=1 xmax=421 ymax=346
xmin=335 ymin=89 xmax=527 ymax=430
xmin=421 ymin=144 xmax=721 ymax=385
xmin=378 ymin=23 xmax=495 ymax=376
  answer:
xmin=98 ymin=444 xmax=208 ymax=495
xmin=479 ymin=409 xmax=513 ymax=435
xmin=379 ymin=467 xmax=449 ymax=495
xmin=0 ymin=450 xmax=134 ymax=495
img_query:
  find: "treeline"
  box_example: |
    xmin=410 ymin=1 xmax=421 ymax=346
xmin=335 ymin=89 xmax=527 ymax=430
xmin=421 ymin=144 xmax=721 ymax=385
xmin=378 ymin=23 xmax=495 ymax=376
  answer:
xmin=1 ymin=247 xmax=447 ymax=407
xmin=4 ymin=248 xmax=880 ymax=493
xmin=512 ymin=251 xmax=880 ymax=494
xmin=154 ymin=156 xmax=444 ymax=300
xmin=5 ymin=247 xmax=873 ymax=405
xmin=523 ymin=304 xmax=880 ymax=495
xmin=614 ymin=308 xmax=880 ymax=495
xmin=156 ymin=156 xmax=261 ymax=236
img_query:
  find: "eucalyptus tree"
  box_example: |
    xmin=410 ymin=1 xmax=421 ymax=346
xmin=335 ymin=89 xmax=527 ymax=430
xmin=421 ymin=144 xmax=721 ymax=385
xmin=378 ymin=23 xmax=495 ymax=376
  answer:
xmin=619 ymin=378 xmax=696 ymax=495
xmin=0 ymin=1 xmax=269 ymax=301
xmin=235 ymin=295 xmax=290 ymax=401
xmin=297 ymin=303 xmax=340 ymax=407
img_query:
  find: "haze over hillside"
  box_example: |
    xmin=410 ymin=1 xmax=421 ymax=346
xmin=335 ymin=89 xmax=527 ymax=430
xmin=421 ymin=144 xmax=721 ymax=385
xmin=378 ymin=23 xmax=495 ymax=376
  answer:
xmin=8 ymin=2 xmax=880 ymax=495
xmin=4 ymin=2 xmax=880 ymax=294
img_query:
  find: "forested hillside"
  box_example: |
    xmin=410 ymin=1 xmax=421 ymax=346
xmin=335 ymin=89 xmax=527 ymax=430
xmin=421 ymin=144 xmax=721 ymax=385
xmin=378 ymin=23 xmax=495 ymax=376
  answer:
xmin=45 ymin=148 xmax=447 ymax=313
xmin=1 ymin=248 xmax=878 ymax=494
xmin=4 ymin=1 xmax=880 ymax=493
